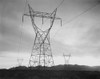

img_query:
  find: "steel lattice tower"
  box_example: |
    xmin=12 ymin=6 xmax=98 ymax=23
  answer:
xmin=17 ymin=58 xmax=23 ymax=66
xmin=23 ymin=4 xmax=62 ymax=67
xmin=63 ymin=53 xmax=71 ymax=65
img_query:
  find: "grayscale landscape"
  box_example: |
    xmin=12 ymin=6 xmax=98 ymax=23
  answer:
xmin=1 ymin=0 xmax=100 ymax=79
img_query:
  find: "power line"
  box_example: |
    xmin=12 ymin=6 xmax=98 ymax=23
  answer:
xmin=22 ymin=0 xmax=100 ymax=43
xmin=52 ymin=2 xmax=100 ymax=38
xmin=56 ymin=0 xmax=65 ymax=9
xmin=22 ymin=0 xmax=28 ymax=22
xmin=17 ymin=0 xmax=28 ymax=65
xmin=63 ymin=2 xmax=100 ymax=26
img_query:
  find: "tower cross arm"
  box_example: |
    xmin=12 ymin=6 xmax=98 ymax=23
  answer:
xmin=23 ymin=12 xmax=61 ymax=20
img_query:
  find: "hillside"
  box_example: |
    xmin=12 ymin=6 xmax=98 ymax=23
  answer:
xmin=0 ymin=65 xmax=100 ymax=79
xmin=9 ymin=64 xmax=100 ymax=71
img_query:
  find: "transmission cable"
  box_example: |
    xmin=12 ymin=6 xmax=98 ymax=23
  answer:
xmin=56 ymin=0 xmax=65 ymax=9
xmin=22 ymin=0 xmax=28 ymax=22
xmin=52 ymin=1 xmax=100 ymax=38
xmin=17 ymin=0 xmax=28 ymax=63
xmin=63 ymin=2 xmax=100 ymax=26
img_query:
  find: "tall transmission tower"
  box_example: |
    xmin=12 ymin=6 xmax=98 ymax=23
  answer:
xmin=63 ymin=53 xmax=71 ymax=65
xmin=23 ymin=4 xmax=62 ymax=67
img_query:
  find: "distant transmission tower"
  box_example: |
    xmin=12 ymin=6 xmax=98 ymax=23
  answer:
xmin=23 ymin=3 xmax=62 ymax=67
xmin=63 ymin=53 xmax=71 ymax=65
xmin=17 ymin=58 xmax=23 ymax=66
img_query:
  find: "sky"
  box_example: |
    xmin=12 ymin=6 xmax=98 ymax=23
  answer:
xmin=1 ymin=0 xmax=100 ymax=68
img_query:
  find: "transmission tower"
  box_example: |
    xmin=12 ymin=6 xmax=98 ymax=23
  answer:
xmin=17 ymin=58 xmax=23 ymax=66
xmin=63 ymin=53 xmax=71 ymax=65
xmin=23 ymin=4 xmax=62 ymax=67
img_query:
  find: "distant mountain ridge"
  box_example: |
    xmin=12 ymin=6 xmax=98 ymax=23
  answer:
xmin=8 ymin=64 xmax=100 ymax=71
xmin=0 ymin=65 xmax=100 ymax=79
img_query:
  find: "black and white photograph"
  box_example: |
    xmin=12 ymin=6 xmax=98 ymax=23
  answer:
xmin=0 ymin=0 xmax=100 ymax=79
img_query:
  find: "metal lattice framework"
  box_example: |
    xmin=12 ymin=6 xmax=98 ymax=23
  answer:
xmin=23 ymin=4 xmax=62 ymax=67
xmin=63 ymin=53 xmax=71 ymax=65
xmin=17 ymin=58 xmax=23 ymax=66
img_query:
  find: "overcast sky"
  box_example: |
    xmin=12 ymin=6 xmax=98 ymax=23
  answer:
xmin=1 ymin=0 xmax=100 ymax=68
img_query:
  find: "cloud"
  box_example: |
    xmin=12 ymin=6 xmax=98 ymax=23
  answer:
xmin=87 ymin=24 xmax=100 ymax=43
xmin=51 ymin=14 xmax=100 ymax=57
xmin=1 ymin=0 xmax=100 ymax=67
xmin=0 ymin=21 xmax=33 ymax=52
xmin=1 ymin=13 xmax=33 ymax=53
xmin=0 ymin=0 xmax=34 ymax=53
xmin=76 ymin=23 xmax=100 ymax=57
